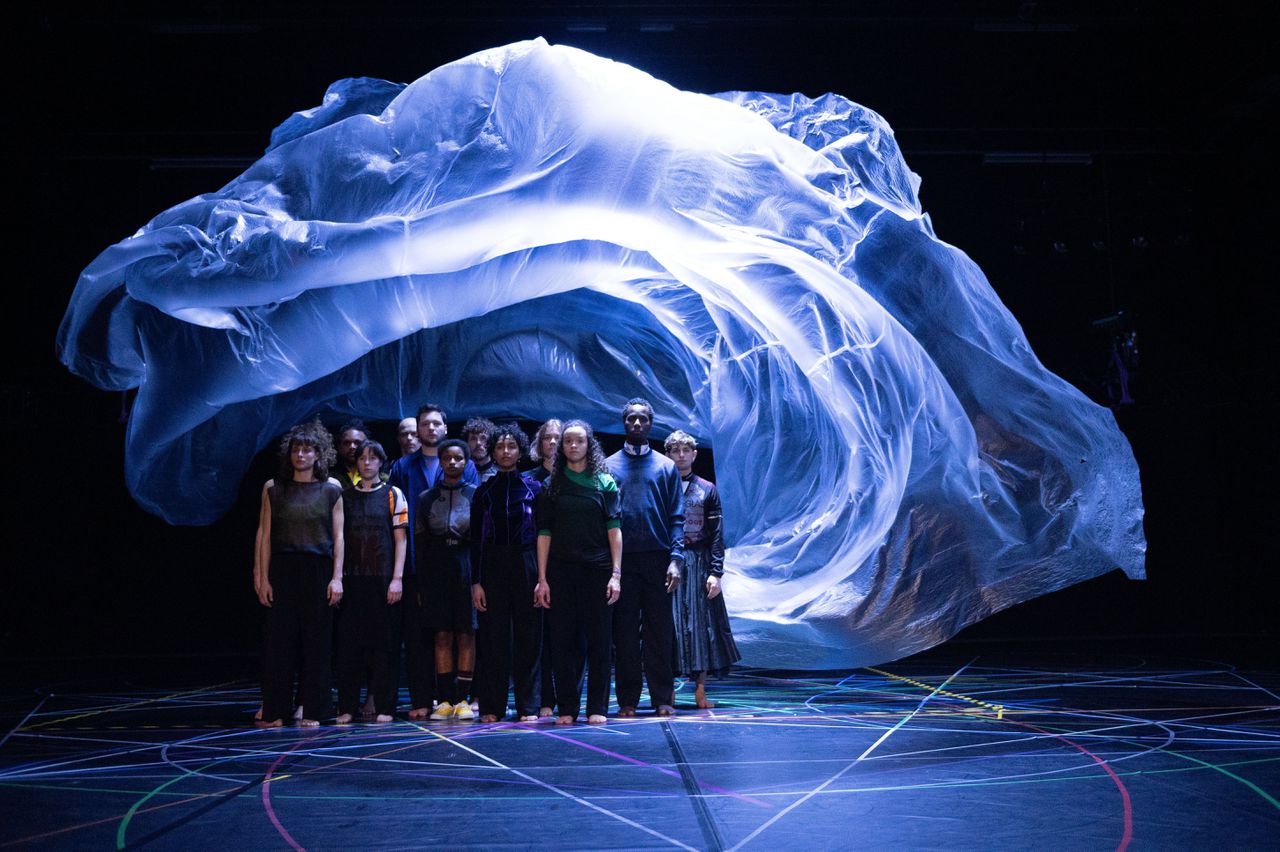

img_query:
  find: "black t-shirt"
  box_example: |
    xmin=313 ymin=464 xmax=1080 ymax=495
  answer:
xmin=535 ymin=468 xmax=622 ymax=566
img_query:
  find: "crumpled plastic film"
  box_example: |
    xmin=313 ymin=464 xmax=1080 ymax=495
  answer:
xmin=57 ymin=39 xmax=1145 ymax=667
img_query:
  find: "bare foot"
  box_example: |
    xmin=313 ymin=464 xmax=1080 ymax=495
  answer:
xmin=254 ymin=707 xmax=263 ymax=721
xmin=695 ymin=685 xmax=715 ymax=709
xmin=374 ymin=714 xmax=393 ymax=723
xmin=293 ymin=705 xmax=304 ymax=721
xmin=335 ymin=713 xmax=353 ymax=725
xmin=555 ymin=715 xmax=575 ymax=726
xmin=656 ymin=704 xmax=676 ymax=717
xmin=254 ymin=718 xmax=283 ymax=729
xmin=618 ymin=706 xmax=637 ymax=718
xmin=298 ymin=718 xmax=320 ymax=728
xmin=480 ymin=714 xmax=499 ymax=723
xmin=519 ymin=715 xmax=539 ymax=722
xmin=408 ymin=707 xmax=429 ymax=720
xmin=538 ymin=706 xmax=554 ymax=718
xmin=587 ymin=714 xmax=607 ymax=725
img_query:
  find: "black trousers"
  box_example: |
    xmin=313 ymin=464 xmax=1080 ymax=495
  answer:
xmin=383 ymin=596 xmax=403 ymax=713
xmin=539 ymin=613 xmax=585 ymax=712
xmin=538 ymin=616 xmax=556 ymax=710
xmin=262 ymin=552 xmax=333 ymax=722
xmin=476 ymin=546 xmax=543 ymax=718
xmin=613 ymin=550 xmax=676 ymax=709
xmin=402 ymin=574 xmax=435 ymax=711
xmin=336 ymin=576 xmax=392 ymax=716
xmin=550 ymin=560 xmax=614 ymax=719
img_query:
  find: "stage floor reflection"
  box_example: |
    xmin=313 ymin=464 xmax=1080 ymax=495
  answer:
xmin=2 ymin=645 xmax=1277 ymax=850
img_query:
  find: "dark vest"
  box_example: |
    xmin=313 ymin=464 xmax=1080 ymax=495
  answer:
xmin=343 ymin=485 xmax=396 ymax=578
xmin=269 ymin=479 xmax=341 ymax=556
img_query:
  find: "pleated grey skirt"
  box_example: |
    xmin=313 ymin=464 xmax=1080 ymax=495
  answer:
xmin=672 ymin=545 xmax=741 ymax=677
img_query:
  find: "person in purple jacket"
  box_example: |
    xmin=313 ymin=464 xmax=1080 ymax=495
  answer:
xmin=470 ymin=423 xmax=544 ymax=722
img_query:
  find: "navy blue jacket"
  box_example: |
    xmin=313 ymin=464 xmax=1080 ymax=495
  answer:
xmin=606 ymin=447 xmax=685 ymax=561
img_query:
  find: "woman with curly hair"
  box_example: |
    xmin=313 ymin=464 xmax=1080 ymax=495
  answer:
xmin=533 ymin=420 xmax=622 ymax=725
xmin=470 ymin=423 xmax=544 ymax=722
xmin=254 ymin=419 xmax=345 ymax=727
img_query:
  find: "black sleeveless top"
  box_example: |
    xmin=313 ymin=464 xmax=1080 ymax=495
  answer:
xmin=343 ymin=484 xmax=401 ymax=578
xmin=269 ymin=479 xmax=342 ymax=557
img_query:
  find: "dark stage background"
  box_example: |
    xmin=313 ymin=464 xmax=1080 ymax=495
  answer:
xmin=7 ymin=2 xmax=1275 ymax=662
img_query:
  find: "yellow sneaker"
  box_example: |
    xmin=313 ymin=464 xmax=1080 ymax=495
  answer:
xmin=452 ymin=701 xmax=475 ymax=721
xmin=429 ymin=702 xmax=454 ymax=721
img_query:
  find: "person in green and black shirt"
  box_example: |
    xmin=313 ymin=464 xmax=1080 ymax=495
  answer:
xmin=533 ymin=420 xmax=622 ymax=725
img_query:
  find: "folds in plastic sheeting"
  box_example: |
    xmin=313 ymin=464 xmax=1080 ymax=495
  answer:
xmin=56 ymin=39 xmax=1145 ymax=668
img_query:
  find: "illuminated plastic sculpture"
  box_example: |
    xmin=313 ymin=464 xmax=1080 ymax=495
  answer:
xmin=57 ymin=39 xmax=1145 ymax=667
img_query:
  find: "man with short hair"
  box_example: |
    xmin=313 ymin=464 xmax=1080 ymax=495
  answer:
xmin=462 ymin=417 xmax=499 ymax=483
xmin=606 ymin=397 xmax=685 ymax=717
xmin=333 ymin=420 xmax=369 ymax=491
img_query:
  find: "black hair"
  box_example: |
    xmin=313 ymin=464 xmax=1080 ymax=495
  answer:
xmin=276 ymin=418 xmax=337 ymax=483
xmin=462 ymin=417 xmax=498 ymax=440
xmin=417 ymin=403 xmax=447 ymax=423
xmin=622 ymin=397 xmax=653 ymax=421
xmin=549 ymin=419 xmax=608 ymax=498
xmin=487 ymin=422 xmax=530 ymax=459
xmin=356 ymin=438 xmax=387 ymax=465
xmin=338 ymin=418 xmax=368 ymax=440
xmin=436 ymin=438 xmax=470 ymax=463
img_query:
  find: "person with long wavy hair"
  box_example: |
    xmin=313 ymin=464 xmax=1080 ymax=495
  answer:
xmin=254 ymin=419 xmax=345 ymax=728
xmin=528 ymin=419 xmax=562 ymax=485
xmin=533 ymin=420 xmax=622 ymax=725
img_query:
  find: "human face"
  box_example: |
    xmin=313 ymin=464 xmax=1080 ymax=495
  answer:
xmin=562 ymin=427 xmax=589 ymax=468
xmin=356 ymin=446 xmax=383 ymax=483
xmin=339 ymin=429 xmax=366 ymax=467
xmin=667 ymin=442 xmax=696 ymax=476
xmin=623 ymin=404 xmax=652 ymax=445
xmin=290 ymin=441 xmax=318 ymax=478
xmin=493 ymin=435 xmax=521 ymax=472
xmin=417 ymin=411 xmax=447 ymax=448
xmin=397 ymin=418 xmax=420 ymax=455
xmin=539 ymin=426 xmax=561 ymax=463
xmin=467 ymin=430 xmax=491 ymax=464
xmin=440 ymin=446 xmax=467 ymax=482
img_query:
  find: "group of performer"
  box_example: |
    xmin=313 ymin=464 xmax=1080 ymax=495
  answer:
xmin=252 ymin=399 xmax=740 ymax=727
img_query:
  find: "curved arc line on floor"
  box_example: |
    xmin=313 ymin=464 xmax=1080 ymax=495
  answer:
xmin=407 ymin=720 xmax=699 ymax=850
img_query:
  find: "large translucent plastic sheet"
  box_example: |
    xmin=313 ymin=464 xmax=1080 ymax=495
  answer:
xmin=57 ymin=39 xmax=1145 ymax=668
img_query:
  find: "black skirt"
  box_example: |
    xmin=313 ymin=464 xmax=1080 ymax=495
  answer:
xmin=422 ymin=544 xmax=477 ymax=634
xmin=672 ymin=545 xmax=741 ymax=677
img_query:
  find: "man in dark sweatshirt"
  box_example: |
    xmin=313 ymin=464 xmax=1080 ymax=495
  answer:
xmin=606 ymin=397 xmax=685 ymax=716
